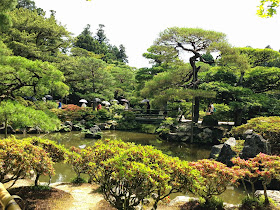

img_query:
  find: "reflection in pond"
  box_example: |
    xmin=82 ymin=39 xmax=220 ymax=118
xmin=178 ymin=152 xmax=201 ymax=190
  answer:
xmin=1 ymin=131 xmax=245 ymax=204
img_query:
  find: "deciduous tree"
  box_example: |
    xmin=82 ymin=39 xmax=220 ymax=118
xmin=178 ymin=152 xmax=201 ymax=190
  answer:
xmin=257 ymin=0 xmax=280 ymax=17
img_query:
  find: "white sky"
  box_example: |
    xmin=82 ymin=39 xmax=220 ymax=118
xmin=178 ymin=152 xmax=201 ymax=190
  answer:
xmin=34 ymin=0 xmax=280 ymax=68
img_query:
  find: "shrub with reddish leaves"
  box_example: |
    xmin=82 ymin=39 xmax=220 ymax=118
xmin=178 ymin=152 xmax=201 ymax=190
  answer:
xmin=232 ymin=153 xmax=280 ymax=204
xmin=189 ymin=159 xmax=241 ymax=204
xmin=62 ymin=104 xmax=83 ymax=112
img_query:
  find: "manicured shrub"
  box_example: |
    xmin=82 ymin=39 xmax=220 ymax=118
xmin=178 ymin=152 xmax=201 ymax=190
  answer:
xmin=201 ymin=115 xmax=218 ymax=126
xmin=22 ymin=137 xmax=67 ymax=185
xmin=232 ymin=153 xmax=280 ymax=205
xmin=115 ymin=111 xmax=140 ymax=130
xmin=80 ymin=139 xmax=201 ymax=210
xmin=189 ymin=159 xmax=241 ymax=204
xmin=0 ymin=100 xmax=61 ymax=137
xmin=0 ymin=137 xmax=55 ymax=186
xmin=66 ymin=146 xmax=95 ymax=182
xmin=24 ymin=137 xmax=67 ymax=163
xmin=231 ymin=116 xmax=280 ymax=154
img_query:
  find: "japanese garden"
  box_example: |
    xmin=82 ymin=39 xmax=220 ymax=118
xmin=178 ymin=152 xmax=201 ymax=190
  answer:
xmin=1 ymin=0 xmax=280 ymax=209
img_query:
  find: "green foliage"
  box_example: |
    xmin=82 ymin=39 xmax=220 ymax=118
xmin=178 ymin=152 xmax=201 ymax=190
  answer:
xmin=73 ymin=24 xmax=128 ymax=63
xmin=0 ymin=100 xmax=61 ymax=137
xmin=108 ymin=65 xmax=136 ymax=99
xmin=71 ymin=176 xmax=87 ymax=184
xmin=2 ymin=8 xmax=71 ymax=62
xmin=20 ymin=136 xmax=67 ymax=186
xmin=66 ymin=146 xmax=95 ymax=180
xmin=244 ymin=66 xmax=280 ymax=93
xmin=210 ymin=103 xmax=231 ymax=121
xmin=142 ymin=44 xmax=181 ymax=67
xmin=0 ymin=0 xmax=17 ymax=31
xmin=241 ymin=195 xmax=276 ymax=209
xmin=231 ymin=116 xmax=280 ymax=154
xmin=257 ymin=0 xmax=280 ymax=18
xmin=0 ymin=136 xmax=55 ymax=186
xmin=200 ymin=66 xmax=238 ymax=85
xmin=59 ymin=56 xmax=114 ymax=101
xmin=82 ymin=139 xmax=201 ymax=210
xmin=238 ymin=47 xmax=280 ymax=68
xmin=0 ymin=55 xmax=69 ymax=99
xmin=160 ymin=117 xmax=176 ymax=126
xmin=0 ymin=40 xmax=12 ymax=56
xmin=156 ymin=117 xmax=175 ymax=135
xmin=96 ymin=108 xmax=111 ymax=120
xmin=201 ymin=115 xmax=218 ymax=127
xmin=140 ymin=124 xmax=157 ymax=134
xmin=199 ymin=196 xmax=224 ymax=210
xmin=30 ymin=185 xmax=51 ymax=191
xmin=115 ymin=111 xmax=140 ymax=130
xmin=33 ymin=100 xmax=58 ymax=111
xmin=231 ymin=140 xmax=245 ymax=155
xmin=23 ymin=137 xmax=67 ymax=163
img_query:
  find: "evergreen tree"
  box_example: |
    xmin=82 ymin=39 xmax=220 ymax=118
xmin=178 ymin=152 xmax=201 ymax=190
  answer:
xmin=73 ymin=24 xmax=96 ymax=52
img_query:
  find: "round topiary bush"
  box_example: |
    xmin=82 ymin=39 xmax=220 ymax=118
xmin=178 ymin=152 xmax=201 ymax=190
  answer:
xmin=202 ymin=115 xmax=218 ymax=127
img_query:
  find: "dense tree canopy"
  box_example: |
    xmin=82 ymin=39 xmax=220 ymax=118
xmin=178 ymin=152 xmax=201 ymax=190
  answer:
xmin=0 ymin=0 xmax=17 ymax=31
xmin=0 ymin=100 xmax=60 ymax=137
xmin=144 ymin=27 xmax=230 ymax=122
xmin=74 ymin=24 xmax=128 ymax=63
xmin=238 ymin=47 xmax=280 ymax=68
xmin=0 ymin=42 xmax=69 ymax=99
xmin=1 ymin=8 xmax=71 ymax=62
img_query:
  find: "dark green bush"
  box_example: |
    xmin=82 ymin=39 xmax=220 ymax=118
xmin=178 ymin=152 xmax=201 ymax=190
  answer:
xmin=140 ymin=124 xmax=157 ymax=134
xmin=201 ymin=115 xmax=218 ymax=126
xmin=240 ymin=195 xmax=277 ymax=209
xmin=71 ymin=176 xmax=87 ymax=184
xmin=199 ymin=196 xmax=224 ymax=210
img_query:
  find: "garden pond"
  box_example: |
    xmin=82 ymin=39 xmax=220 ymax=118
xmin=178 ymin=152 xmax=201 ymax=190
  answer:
xmin=1 ymin=130 xmax=246 ymax=204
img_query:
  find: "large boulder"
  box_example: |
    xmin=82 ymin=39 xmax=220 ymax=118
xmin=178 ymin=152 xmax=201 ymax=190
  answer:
xmin=255 ymin=190 xmax=280 ymax=207
xmin=217 ymin=143 xmax=237 ymax=166
xmin=209 ymin=144 xmax=224 ymax=159
xmin=224 ymin=137 xmax=237 ymax=147
xmin=59 ymin=121 xmax=73 ymax=132
xmin=89 ymin=125 xmax=101 ymax=133
xmin=240 ymin=132 xmax=271 ymax=159
xmin=27 ymin=126 xmax=42 ymax=134
xmin=159 ymin=123 xmax=226 ymax=145
xmin=168 ymin=196 xmax=198 ymax=207
xmin=85 ymin=125 xmax=102 ymax=139
xmin=197 ymin=128 xmax=213 ymax=142
xmin=210 ymin=137 xmax=237 ymax=166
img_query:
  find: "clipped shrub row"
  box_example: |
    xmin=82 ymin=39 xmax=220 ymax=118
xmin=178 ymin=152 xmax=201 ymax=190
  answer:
xmin=1 ymin=137 xmax=280 ymax=209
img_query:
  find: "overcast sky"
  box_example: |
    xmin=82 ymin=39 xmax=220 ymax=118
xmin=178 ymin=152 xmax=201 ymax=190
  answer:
xmin=34 ymin=0 xmax=280 ymax=68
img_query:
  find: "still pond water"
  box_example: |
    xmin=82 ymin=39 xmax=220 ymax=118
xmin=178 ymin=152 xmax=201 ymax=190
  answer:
xmin=4 ymin=130 xmax=245 ymax=204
